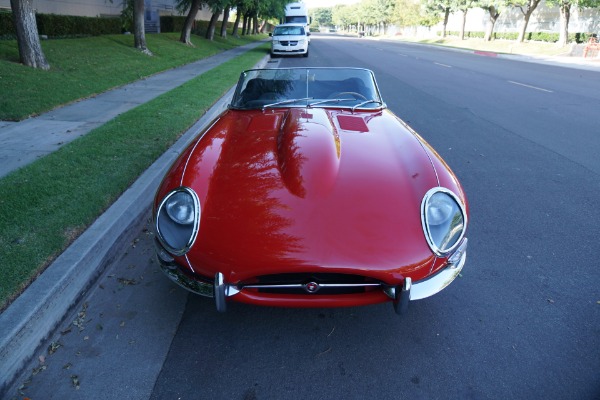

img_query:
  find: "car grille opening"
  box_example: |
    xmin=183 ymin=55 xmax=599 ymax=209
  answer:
xmin=240 ymin=273 xmax=383 ymax=295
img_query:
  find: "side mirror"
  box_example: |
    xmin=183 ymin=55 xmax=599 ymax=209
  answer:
xmin=269 ymin=33 xmax=272 ymax=37
xmin=307 ymin=32 xmax=311 ymax=37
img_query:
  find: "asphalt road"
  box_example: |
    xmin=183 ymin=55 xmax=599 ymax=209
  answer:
xmin=10 ymin=34 xmax=600 ymax=399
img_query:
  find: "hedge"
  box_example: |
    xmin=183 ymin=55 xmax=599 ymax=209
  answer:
xmin=0 ymin=12 xmax=121 ymax=39
xmin=159 ymin=16 xmax=237 ymax=36
xmin=443 ymin=30 xmax=593 ymax=44
xmin=1 ymin=12 xmax=268 ymax=40
xmin=36 ymin=14 xmax=122 ymax=37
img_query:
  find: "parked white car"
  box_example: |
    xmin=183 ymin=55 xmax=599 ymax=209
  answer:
xmin=270 ymin=23 xmax=310 ymax=57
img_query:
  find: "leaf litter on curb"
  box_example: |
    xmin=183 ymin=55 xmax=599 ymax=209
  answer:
xmin=72 ymin=302 xmax=89 ymax=331
xmin=117 ymin=277 xmax=138 ymax=286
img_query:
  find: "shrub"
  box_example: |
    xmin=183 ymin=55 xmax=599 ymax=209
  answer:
xmin=0 ymin=12 xmax=122 ymax=38
xmin=442 ymin=30 xmax=589 ymax=44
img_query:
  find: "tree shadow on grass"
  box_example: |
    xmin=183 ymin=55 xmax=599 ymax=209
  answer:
xmin=0 ymin=40 xmax=21 ymax=63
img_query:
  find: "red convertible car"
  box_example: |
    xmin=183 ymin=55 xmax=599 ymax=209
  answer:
xmin=153 ymin=68 xmax=469 ymax=314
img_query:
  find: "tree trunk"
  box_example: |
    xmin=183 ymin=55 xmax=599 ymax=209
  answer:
xmin=133 ymin=0 xmax=151 ymax=54
xmin=220 ymin=6 xmax=230 ymax=38
xmin=558 ymin=3 xmax=570 ymax=46
xmin=242 ymin=13 xmax=248 ymax=35
xmin=252 ymin=14 xmax=259 ymax=34
xmin=180 ymin=0 xmax=201 ymax=45
xmin=517 ymin=0 xmax=542 ymax=43
xmin=245 ymin=13 xmax=252 ymax=35
xmin=484 ymin=6 xmax=500 ymax=42
xmin=517 ymin=12 xmax=532 ymax=42
xmin=10 ymin=0 xmax=50 ymax=70
xmin=232 ymin=10 xmax=242 ymax=37
xmin=205 ymin=10 xmax=221 ymax=40
xmin=459 ymin=9 xmax=467 ymax=40
xmin=442 ymin=7 xmax=450 ymax=38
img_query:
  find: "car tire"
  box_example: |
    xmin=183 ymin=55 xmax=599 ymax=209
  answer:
xmin=303 ymin=49 xmax=309 ymax=58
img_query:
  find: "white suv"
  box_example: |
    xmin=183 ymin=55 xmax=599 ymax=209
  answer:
xmin=270 ymin=23 xmax=310 ymax=57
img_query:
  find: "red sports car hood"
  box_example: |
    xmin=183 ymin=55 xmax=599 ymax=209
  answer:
xmin=173 ymin=108 xmax=448 ymax=282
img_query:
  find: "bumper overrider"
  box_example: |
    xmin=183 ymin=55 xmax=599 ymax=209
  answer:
xmin=154 ymin=238 xmax=468 ymax=315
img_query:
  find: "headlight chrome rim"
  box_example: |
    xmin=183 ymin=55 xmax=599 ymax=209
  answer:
xmin=421 ymin=187 xmax=467 ymax=257
xmin=155 ymin=187 xmax=200 ymax=256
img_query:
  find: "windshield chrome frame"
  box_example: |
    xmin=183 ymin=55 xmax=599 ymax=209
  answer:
xmin=229 ymin=67 xmax=386 ymax=111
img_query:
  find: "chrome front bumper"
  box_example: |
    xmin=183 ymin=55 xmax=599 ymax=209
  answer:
xmin=411 ymin=238 xmax=467 ymax=300
xmin=155 ymin=238 xmax=468 ymax=314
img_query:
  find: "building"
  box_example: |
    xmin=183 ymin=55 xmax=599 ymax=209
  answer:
xmin=0 ymin=0 xmax=222 ymax=33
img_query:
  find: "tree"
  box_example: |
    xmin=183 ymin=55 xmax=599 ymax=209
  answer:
xmin=220 ymin=5 xmax=231 ymax=37
xmin=392 ymin=0 xmax=426 ymax=28
xmin=232 ymin=1 xmax=244 ymax=36
xmin=133 ymin=0 xmax=152 ymax=54
xmin=177 ymin=0 xmax=203 ymax=45
xmin=311 ymin=7 xmax=333 ymax=27
xmin=480 ymin=1 xmax=504 ymax=41
xmin=509 ymin=0 xmax=543 ymax=42
xmin=421 ymin=0 xmax=452 ymax=37
xmin=451 ymin=0 xmax=478 ymax=40
xmin=369 ymin=0 xmax=397 ymax=34
xmin=10 ymin=0 xmax=49 ymax=70
xmin=545 ymin=0 xmax=600 ymax=46
xmin=206 ymin=9 xmax=222 ymax=40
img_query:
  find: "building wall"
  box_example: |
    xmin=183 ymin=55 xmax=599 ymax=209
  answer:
xmin=0 ymin=0 xmax=219 ymax=21
xmin=444 ymin=2 xmax=599 ymax=35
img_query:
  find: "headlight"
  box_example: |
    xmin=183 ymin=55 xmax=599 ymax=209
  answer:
xmin=421 ymin=188 xmax=467 ymax=256
xmin=155 ymin=187 xmax=200 ymax=256
xmin=166 ymin=191 xmax=195 ymax=225
xmin=272 ymin=40 xmax=279 ymax=45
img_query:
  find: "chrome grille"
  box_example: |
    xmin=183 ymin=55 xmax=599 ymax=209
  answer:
xmin=239 ymin=273 xmax=383 ymax=295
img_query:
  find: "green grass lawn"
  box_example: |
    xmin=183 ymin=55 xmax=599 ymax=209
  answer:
xmin=0 ymin=33 xmax=269 ymax=310
xmin=0 ymin=32 xmax=265 ymax=121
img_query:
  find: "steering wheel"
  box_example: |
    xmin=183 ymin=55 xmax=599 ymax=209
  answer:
xmin=259 ymin=92 xmax=282 ymax=100
xmin=327 ymin=91 xmax=368 ymax=100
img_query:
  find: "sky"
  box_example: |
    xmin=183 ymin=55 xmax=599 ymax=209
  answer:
xmin=302 ymin=0 xmax=360 ymax=9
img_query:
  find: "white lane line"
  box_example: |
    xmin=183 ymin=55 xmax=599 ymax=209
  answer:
xmin=508 ymin=81 xmax=553 ymax=93
xmin=434 ymin=62 xmax=452 ymax=68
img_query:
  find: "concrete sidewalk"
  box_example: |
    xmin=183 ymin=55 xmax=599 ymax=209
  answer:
xmin=0 ymin=40 xmax=267 ymax=179
xmin=0 ymin=40 xmax=272 ymax=396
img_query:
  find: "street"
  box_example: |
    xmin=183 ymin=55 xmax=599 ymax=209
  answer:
xmin=9 ymin=34 xmax=600 ymax=399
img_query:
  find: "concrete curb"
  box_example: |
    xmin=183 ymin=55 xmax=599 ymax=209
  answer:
xmin=0 ymin=53 xmax=271 ymax=396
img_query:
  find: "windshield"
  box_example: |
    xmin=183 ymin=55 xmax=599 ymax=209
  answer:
xmin=273 ymin=25 xmax=305 ymax=36
xmin=285 ymin=16 xmax=308 ymax=24
xmin=230 ymin=68 xmax=384 ymax=111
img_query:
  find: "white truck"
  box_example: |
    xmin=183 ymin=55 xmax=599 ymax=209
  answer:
xmin=284 ymin=2 xmax=311 ymax=41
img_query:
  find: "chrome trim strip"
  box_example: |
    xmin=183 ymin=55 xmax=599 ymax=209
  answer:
xmin=157 ymin=260 xmax=214 ymax=298
xmin=179 ymin=118 xmax=220 ymax=187
xmin=215 ymin=273 xmax=227 ymax=312
xmin=410 ymin=239 xmax=467 ymax=300
xmin=240 ymin=283 xmax=381 ymax=290
xmin=399 ymin=117 xmax=440 ymax=187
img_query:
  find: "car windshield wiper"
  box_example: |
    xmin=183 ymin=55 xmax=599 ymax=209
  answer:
xmin=351 ymin=100 xmax=384 ymax=112
xmin=308 ymin=98 xmax=356 ymax=107
xmin=263 ymin=97 xmax=313 ymax=109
